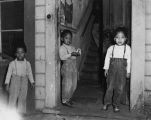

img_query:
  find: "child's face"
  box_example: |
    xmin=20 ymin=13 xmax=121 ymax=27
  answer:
xmin=63 ymin=33 xmax=72 ymax=45
xmin=114 ymin=32 xmax=126 ymax=46
xmin=16 ymin=48 xmax=25 ymax=61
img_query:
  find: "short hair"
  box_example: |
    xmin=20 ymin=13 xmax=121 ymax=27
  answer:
xmin=15 ymin=43 xmax=27 ymax=53
xmin=113 ymin=27 xmax=128 ymax=39
xmin=61 ymin=29 xmax=72 ymax=39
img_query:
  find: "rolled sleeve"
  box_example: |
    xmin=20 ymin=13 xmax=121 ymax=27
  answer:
xmin=59 ymin=46 xmax=71 ymax=60
xmin=126 ymin=46 xmax=131 ymax=73
xmin=103 ymin=46 xmax=112 ymax=70
xmin=5 ymin=62 xmax=13 ymax=84
xmin=27 ymin=62 xmax=34 ymax=83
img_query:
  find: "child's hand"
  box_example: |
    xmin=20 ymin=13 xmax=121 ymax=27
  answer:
xmin=76 ymin=48 xmax=81 ymax=55
xmin=126 ymin=73 xmax=130 ymax=78
xmin=31 ymin=83 xmax=35 ymax=88
xmin=104 ymin=69 xmax=108 ymax=77
xmin=5 ymin=84 xmax=9 ymax=92
xmin=71 ymin=52 xmax=78 ymax=56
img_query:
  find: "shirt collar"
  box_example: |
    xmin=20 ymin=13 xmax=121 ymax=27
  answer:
xmin=15 ymin=58 xmax=26 ymax=62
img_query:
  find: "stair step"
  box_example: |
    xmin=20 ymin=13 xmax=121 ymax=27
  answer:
xmin=81 ymin=70 xmax=100 ymax=74
xmin=82 ymin=64 xmax=99 ymax=71
xmin=86 ymin=53 xmax=99 ymax=57
xmin=84 ymin=58 xmax=100 ymax=64
xmin=86 ymin=54 xmax=99 ymax=59
xmin=86 ymin=56 xmax=100 ymax=62
xmin=88 ymin=47 xmax=99 ymax=52
xmin=78 ymin=80 xmax=100 ymax=86
xmin=87 ymin=49 xmax=100 ymax=55
xmin=80 ymin=73 xmax=99 ymax=80
xmin=81 ymin=70 xmax=99 ymax=74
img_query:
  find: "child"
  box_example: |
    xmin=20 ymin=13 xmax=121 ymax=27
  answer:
xmin=5 ymin=44 xmax=35 ymax=113
xmin=103 ymin=27 xmax=131 ymax=112
xmin=59 ymin=29 xmax=81 ymax=107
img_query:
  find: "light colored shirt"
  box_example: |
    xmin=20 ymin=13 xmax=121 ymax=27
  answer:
xmin=59 ymin=44 xmax=77 ymax=60
xmin=5 ymin=59 xmax=34 ymax=84
xmin=103 ymin=44 xmax=131 ymax=73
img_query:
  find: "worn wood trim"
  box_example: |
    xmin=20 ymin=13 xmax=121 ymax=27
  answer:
xmin=45 ymin=0 xmax=60 ymax=108
xmin=130 ymin=0 xmax=145 ymax=110
xmin=24 ymin=0 xmax=35 ymax=112
xmin=0 ymin=0 xmax=23 ymax=2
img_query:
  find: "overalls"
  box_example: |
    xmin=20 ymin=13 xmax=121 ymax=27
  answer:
xmin=8 ymin=61 xmax=28 ymax=113
xmin=104 ymin=45 xmax=127 ymax=106
xmin=61 ymin=46 xmax=77 ymax=103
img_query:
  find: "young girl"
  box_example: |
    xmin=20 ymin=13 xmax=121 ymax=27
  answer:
xmin=5 ymin=44 xmax=35 ymax=113
xmin=59 ymin=29 xmax=81 ymax=107
xmin=103 ymin=27 xmax=131 ymax=112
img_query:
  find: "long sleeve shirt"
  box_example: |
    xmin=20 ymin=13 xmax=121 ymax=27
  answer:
xmin=103 ymin=44 xmax=131 ymax=73
xmin=5 ymin=59 xmax=34 ymax=84
xmin=59 ymin=44 xmax=77 ymax=60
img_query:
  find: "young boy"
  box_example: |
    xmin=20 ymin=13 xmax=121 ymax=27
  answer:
xmin=5 ymin=44 xmax=35 ymax=113
xmin=103 ymin=27 xmax=131 ymax=112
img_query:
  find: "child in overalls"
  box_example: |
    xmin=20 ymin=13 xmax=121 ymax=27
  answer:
xmin=103 ymin=27 xmax=131 ymax=112
xmin=5 ymin=45 xmax=35 ymax=113
xmin=59 ymin=30 xmax=81 ymax=107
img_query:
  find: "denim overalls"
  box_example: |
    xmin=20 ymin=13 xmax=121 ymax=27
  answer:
xmin=61 ymin=46 xmax=77 ymax=103
xmin=104 ymin=45 xmax=127 ymax=106
xmin=8 ymin=61 xmax=28 ymax=113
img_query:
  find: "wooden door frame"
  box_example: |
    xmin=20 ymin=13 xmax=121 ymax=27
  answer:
xmin=130 ymin=0 xmax=145 ymax=110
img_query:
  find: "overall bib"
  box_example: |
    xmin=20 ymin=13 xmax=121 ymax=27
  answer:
xmin=8 ymin=61 xmax=28 ymax=113
xmin=61 ymin=46 xmax=77 ymax=103
xmin=104 ymin=45 xmax=127 ymax=106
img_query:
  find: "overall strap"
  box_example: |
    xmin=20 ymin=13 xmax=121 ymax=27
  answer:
xmin=15 ymin=61 xmax=17 ymax=75
xmin=123 ymin=45 xmax=126 ymax=58
xmin=63 ymin=45 xmax=70 ymax=54
xmin=112 ymin=45 xmax=115 ymax=58
xmin=26 ymin=61 xmax=28 ymax=76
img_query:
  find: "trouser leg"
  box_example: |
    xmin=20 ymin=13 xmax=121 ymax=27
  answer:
xmin=18 ymin=77 xmax=28 ymax=113
xmin=70 ymin=70 xmax=77 ymax=97
xmin=113 ymin=67 xmax=126 ymax=106
xmin=62 ymin=68 xmax=73 ymax=103
xmin=8 ymin=76 xmax=20 ymax=109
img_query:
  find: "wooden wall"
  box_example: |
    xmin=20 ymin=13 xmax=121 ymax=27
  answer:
xmin=144 ymin=0 xmax=151 ymax=105
xmin=103 ymin=0 xmax=131 ymax=30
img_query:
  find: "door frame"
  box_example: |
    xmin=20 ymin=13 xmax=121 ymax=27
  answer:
xmin=130 ymin=0 xmax=145 ymax=110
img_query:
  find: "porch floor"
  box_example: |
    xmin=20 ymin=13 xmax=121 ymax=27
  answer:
xmin=24 ymin=81 xmax=147 ymax=120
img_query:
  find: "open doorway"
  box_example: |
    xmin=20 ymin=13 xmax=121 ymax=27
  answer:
xmin=58 ymin=0 xmax=132 ymax=115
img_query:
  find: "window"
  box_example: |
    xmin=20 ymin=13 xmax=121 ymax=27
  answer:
xmin=0 ymin=0 xmax=24 ymax=59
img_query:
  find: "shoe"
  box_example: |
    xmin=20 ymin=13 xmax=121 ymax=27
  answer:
xmin=102 ymin=104 xmax=109 ymax=111
xmin=113 ymin=106 xmax=120 ymax=112
xmin=68 ymin=100 xmax=74 ymax=105
xmin=62 ymin=101 xmax=72 ymax=107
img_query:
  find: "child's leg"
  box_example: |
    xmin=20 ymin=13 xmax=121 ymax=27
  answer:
xmin=104 ymin=68 xmax=116 ymax=106
xmin=113 ymin=67 xmax=126 ymax=108
xmin=71 ymin=64 xmax=77 ymax=97
xmin=104 ymin=84 xmax=114 ymax=105
xmin=61 ymin=64 xmax=73 ymax=103
xmin=8 ymin=76 xmax=20 ymax=108
xmin=18 ymin=77 xmax=28 ymax=113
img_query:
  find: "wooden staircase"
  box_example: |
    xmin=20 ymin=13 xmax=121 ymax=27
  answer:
xmin=79 ymin=39 xmax=100 ymax=86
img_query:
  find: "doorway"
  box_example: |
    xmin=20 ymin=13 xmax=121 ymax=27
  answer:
xmin=58 ymin=0 xmax=132 ymax=115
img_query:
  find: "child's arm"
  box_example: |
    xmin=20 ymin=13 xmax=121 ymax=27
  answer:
xmin=5 ymin=62 xmax=13 ymax=85
xmin=103 ymin=46 xmax=112 ymax=77
xmin=59 ymin=46 xmax=71 ymax=60
xmin=27 ymin=62 xmax=35 ymax=86
xmin=126 ymin=46 xmax=131 ymax=78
